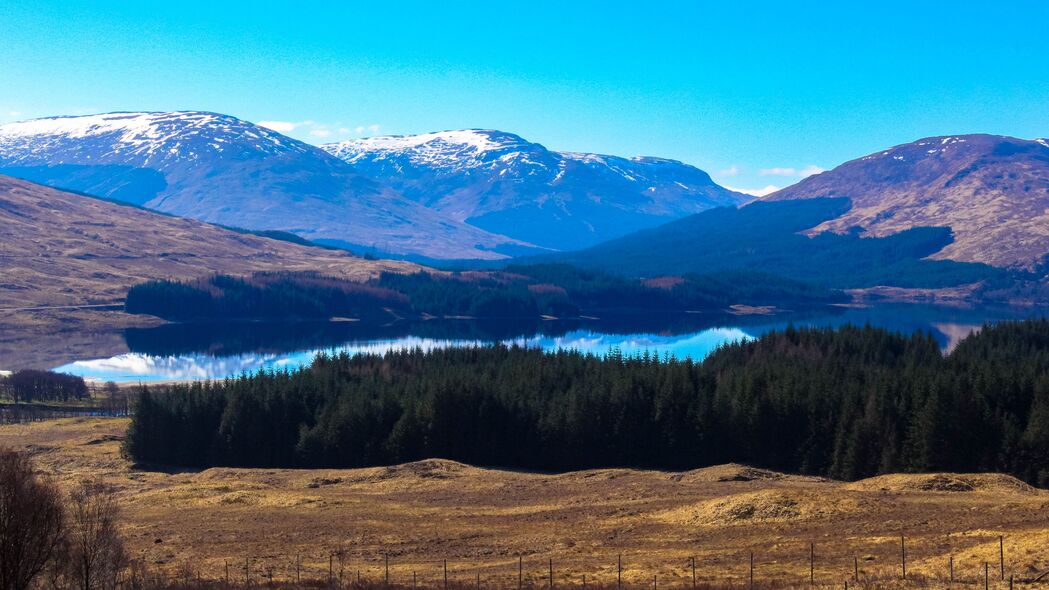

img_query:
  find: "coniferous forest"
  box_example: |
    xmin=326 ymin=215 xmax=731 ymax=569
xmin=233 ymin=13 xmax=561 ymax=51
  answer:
xmin=123 ymin=266 xmax=844 ymax=322
xmin=124 ymin=320 xmax=1049 ymax=486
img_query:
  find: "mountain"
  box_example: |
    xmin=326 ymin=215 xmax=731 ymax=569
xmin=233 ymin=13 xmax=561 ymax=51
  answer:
xmin=0 ymin=174 xmax=420 ymax=315
xmin=323 ymin=130 xmax=747 ymax=250
xmin=0 ymin=112 xmax=530 ymax=260
xmin=766 ymin=134 xmax=1049 ymax=269
xmin=530 ymin=198 xmax=1006 ymax=289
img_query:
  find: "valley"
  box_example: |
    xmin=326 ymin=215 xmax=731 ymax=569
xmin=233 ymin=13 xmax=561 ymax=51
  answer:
xmin=2 ymin=8 xmax=1047 ymax=590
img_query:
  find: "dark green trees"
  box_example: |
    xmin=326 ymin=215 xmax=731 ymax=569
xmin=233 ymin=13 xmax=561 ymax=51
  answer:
xmin=124 ymin=320 xmax=1049 ymax=485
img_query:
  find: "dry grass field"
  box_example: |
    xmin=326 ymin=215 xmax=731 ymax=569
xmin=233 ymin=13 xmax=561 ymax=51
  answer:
xmin=2 ymin=417 xmax=1048 ymax=589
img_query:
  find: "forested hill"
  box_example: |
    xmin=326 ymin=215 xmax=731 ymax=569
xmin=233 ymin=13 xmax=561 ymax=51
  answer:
xmin=530 ymin=198 xmax=1011 ymax=289
xmin=124 ymin=266 xmax=844 ymax=322
xmin=125 ymin=320 xmax=1049 ymax=486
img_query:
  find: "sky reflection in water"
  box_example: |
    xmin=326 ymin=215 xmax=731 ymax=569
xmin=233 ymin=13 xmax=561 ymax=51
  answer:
xmin=54 ymin=328 xmax=750 ymax=382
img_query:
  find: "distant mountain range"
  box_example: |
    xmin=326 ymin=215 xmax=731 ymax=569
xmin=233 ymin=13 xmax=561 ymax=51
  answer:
xmin=0 ymin=112 xmax=533 ymax=259
xmin=2 ymin=111 xmax=1048 ymax=293
xmin=533 ymin=133 xmax=1049 ymax=292
xmin=323 ymin=130 xmax=747 ymax=250
xmin=767 ymin=134 xmax=1049 ymax=269
xmin=0 ymin=112 xmax=743 ymax=258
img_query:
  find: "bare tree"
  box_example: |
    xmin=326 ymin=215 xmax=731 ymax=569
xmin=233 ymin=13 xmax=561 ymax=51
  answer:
xmin=66 ymin=480 xmax=128 ymax=590
xmin=0 ymin=448 xmax=66 ymax=590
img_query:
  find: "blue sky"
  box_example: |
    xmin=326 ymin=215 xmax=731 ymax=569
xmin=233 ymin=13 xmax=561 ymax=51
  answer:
xmin=1 ymin=1 xmax=1047 ymax=194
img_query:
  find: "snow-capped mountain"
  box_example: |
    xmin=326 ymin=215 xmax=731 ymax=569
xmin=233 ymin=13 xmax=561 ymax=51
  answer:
xmin=766 ymin=134 xmax=1049 ymax=269
xmin=324 ymin=130 xmax=748 ymax=250
xmin=0 ymin=112 xmax=531 ymax=259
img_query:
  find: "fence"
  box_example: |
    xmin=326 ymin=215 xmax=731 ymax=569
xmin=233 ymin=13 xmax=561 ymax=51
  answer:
xmin=153 ymin=533 xmax=1048 ymax=590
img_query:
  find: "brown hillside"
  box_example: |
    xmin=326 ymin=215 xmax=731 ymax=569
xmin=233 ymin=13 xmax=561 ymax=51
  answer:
xmin=767 ymin=134 xmax=1049 ymax=269
xmin=0 ymin=175 xmax=421 ymax=320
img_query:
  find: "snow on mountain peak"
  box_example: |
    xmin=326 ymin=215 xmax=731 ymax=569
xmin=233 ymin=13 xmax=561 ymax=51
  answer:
xmin=0 ymin=111 xmax=308 ymax=167
xmin=323 ymin=129 xmax=535 ymax=169
xmin=348 ymin=129 xmax=512 ymax=153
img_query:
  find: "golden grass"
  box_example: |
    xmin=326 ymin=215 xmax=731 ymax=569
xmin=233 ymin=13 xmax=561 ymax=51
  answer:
xmin=2 ymin=418 xmax=1048 ymax=589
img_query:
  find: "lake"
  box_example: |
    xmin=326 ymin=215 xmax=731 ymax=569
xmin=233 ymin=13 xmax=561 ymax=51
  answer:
xmin=39 ymin=303 xmax=1049 ymax=383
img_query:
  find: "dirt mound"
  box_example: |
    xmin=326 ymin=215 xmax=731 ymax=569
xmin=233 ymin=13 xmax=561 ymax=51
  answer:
xmin=844 ymin=473 xmax=1039 ymax=495
xmin=671 ymin=463 xmax=824 ymax=484
xmin=381 ymin=459 xmax=476 ymax=479
xmin=661 ymin=489 xmax=860 ymax=526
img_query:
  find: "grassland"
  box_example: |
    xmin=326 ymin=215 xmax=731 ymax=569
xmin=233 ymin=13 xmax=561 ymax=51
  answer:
xmin=2 ymin=418 xmax=1048 ymax=589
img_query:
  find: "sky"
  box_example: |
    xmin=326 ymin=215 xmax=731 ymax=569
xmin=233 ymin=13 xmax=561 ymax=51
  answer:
xmin=1 ymin=1 xmax=1047 ymax=195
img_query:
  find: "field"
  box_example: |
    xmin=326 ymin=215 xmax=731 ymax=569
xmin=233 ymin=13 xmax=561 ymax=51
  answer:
xmin=2 ymin=418 xmax=1048 ymax=589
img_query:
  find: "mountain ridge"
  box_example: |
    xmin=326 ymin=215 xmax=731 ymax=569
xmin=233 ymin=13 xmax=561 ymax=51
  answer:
xmin=0 ymin=112 xmax=532 ymax=260
xmin=324 ymin=129 xmax=748 ymax=250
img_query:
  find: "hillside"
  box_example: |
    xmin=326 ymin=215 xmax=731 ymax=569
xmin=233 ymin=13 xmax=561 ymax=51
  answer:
xmin=767 ymin=134 xmax=1049 ymax=269
xmin=324 ymin=130 xmax=747 ymax=250
xmin=0 ymin=175 xmax=420 ymax=319
xmin=532 ymin=198 xmax=1006 ymax=289
xmin=4 ymin=418 xmax=1047 ymax=586
xmin=0 ymin=112 xmax=530 ymax=259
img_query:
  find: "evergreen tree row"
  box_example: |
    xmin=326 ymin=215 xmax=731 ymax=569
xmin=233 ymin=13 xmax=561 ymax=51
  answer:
xmin=124 ymin=320 xmax=1049 ymax=486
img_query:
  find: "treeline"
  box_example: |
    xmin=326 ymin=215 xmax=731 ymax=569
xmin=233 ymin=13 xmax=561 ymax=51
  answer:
xmin=0 ymin=369 xmax=88 ymax=403
xmin=125 ymin=320 xmax=1049 ymax=486
xmin=124 ymin=265 xmax=845 ymax=322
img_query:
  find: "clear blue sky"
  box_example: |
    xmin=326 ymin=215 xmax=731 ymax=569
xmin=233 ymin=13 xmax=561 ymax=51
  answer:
xmin=1 ymin=1 xmax=1047 ymax=194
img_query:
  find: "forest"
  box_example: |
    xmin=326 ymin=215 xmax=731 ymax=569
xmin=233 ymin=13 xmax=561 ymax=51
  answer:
xmin=0 ymin=369 xmax=89 ymax=403
xmin=124 ymin=319 xmax=1049 ymax=486
xmin=536 ymin=198 xmax=1014 ymax=289
xmin=123 ymin=265 xmax=844 ymax=322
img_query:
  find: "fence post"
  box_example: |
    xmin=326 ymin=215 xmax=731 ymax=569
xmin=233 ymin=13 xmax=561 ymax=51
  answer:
xmin=225 ymin=561 xmax=230 ymax=588
xmin=985 ymin=562 xmax=989 ymax=590
xmin=749 ymin=552 xmax=754 ymax=590
xmin=618 ymin=554 xmax=622 ymax=590
xmin=477 ymin=572 xmax=480 ymax=590
xmin=414 ymin=571 xmax=417 ymax=590
xmin=549 ymin=558 xmax=553 ymax=590
xmin=653 ymin=575 xmax=657 ymax=590
xmin=444 ymin=560 xmax=448 ymax=590
xmin=246 ymin=557 xmax=251 ymax=587
xmin=950 ymin=555 xmax=954 ymax=584
xmin=853 ymin=556 xmax=858 ymax=581
xmin=691 ymin=556 xmax=696 ymax=590
xmin=519 ymin=557 xmax=523 ymax=590
xmin=810 ymin=542 xmax=815 ymax=586
xmin=900 ymin=535 xmax=906 ymax=580
xmin=1000 ymin=535 xmax=1005 ymax=580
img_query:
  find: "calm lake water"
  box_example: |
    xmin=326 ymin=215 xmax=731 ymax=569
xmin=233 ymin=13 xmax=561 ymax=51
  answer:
xmin=44 ymin=303 xmax=1049 ymax=383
